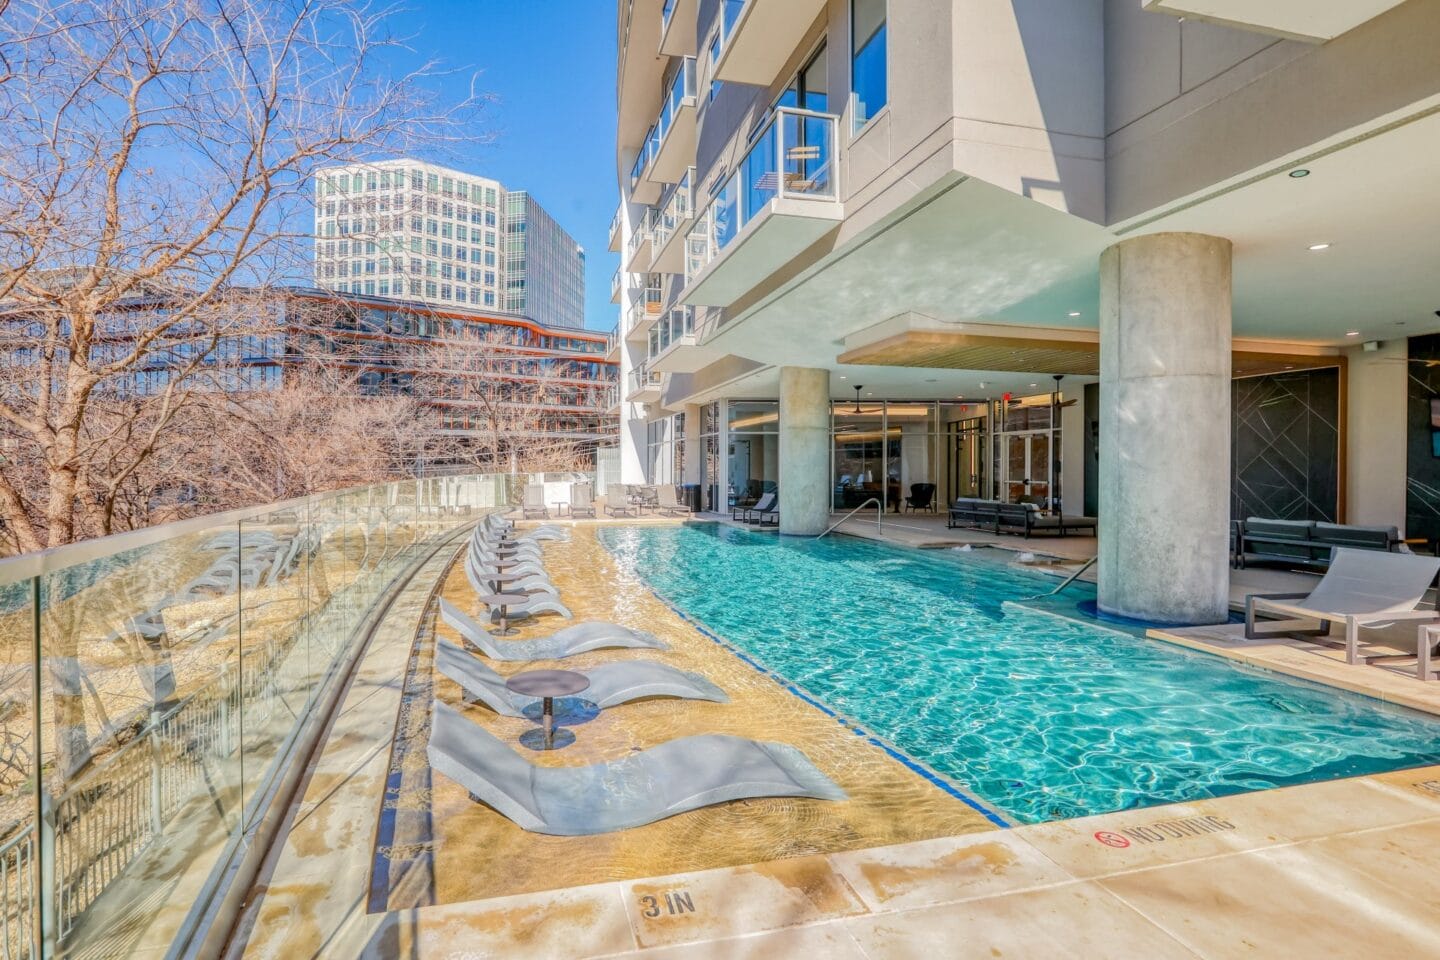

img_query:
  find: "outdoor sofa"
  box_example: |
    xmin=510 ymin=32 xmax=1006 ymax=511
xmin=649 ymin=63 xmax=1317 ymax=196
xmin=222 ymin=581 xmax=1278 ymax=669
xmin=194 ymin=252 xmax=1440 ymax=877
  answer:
xmin=947 ymin=498 xmax=1096 ymax=538
xmin=1232 ymin=517 xmax=1404 ymax=570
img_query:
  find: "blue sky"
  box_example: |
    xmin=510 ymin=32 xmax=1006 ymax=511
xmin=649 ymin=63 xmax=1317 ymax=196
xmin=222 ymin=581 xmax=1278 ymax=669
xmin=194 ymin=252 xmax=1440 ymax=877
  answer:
xmin=391 ymin=1 xmax=619 ymax=330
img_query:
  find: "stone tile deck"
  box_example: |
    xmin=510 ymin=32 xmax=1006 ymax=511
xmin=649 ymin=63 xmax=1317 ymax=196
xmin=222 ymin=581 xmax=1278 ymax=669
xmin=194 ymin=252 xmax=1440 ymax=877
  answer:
xmin=228 ymin=519 xmax=1440 ymax=959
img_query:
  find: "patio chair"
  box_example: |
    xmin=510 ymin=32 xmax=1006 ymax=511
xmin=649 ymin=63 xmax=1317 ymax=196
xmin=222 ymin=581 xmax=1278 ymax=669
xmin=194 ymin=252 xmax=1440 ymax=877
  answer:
xmin=569 ymin=483 xmax=596 ymax=519
xmin=434 ymin=638 xmax=727 ymax=717
xmin=904 ymin=483 xmax=937 ymax=513
xmin=605 ymin=483 xmax=635 ymax=517
xmin=521 ymin=484 xmax=549 ymax=520
xmin=734 ymin=491 xmax=776 ymax=523
xmin=438 ymin=598 xmax=665 ymax=660
xmin=656 ymin=484 xmax=693 ymax=517
xmin=427 ymin=701 xmax=846 ymax=835
xmin=1244 ymin=548 xmax=1440 ymax=664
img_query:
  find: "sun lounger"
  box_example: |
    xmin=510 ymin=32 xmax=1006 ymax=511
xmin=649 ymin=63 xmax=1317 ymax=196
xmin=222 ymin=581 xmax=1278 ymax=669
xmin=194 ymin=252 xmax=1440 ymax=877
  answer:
xmin=605 ymin=483 xmax=635 ymax=518
xmin=656 ymin=484 xmax=694 ymax=517
xmin=427 ymin=701 xmax=845 ymax=834
xmin=439 ymin=598 xmax=665 ymax=660
xmin=734 ymin=492 xmax=775 ymax=523
xmin=569 ymin=483 xmax=596 ymax=519
xmin=522 ymin=483 xmax=549 ymax=520
xmin=434 ymin=638 xmax=726 ymax=717
xmin=1245 ymin=547 xmax=1440 ymax=664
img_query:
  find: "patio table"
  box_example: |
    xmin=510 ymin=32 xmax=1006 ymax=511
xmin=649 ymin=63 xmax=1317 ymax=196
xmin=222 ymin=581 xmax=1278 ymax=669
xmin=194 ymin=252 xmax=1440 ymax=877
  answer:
xmin=505 ymin=669 xmax=591 ymax=750
xmin=475 ymin=591 xmax=528 ymax=637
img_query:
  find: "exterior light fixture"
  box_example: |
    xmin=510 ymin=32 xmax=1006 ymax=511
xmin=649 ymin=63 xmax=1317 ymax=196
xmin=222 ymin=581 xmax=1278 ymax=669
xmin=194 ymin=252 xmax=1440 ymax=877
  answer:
xmin=852 ymin=385 xmax=864 ymax=412
xmin=1288 ymin=169 xmax=1310 ymax=178
xmin=1308 ymin=243 xmax=1331 ymax=251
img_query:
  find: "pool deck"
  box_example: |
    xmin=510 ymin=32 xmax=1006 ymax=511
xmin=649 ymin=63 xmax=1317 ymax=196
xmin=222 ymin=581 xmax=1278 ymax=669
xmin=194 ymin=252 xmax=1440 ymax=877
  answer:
xmin=227 ymin=517 xmax=1440 ymax=959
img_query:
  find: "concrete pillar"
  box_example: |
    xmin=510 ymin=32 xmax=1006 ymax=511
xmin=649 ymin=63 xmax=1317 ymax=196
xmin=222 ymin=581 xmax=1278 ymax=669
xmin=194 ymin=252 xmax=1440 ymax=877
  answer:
xmin=1098 ymin=232 xmax=1232 ymax=625
xmin=778 ymin=367 xmax=831 ymax=535
xmin=682 ymin=404 xmax=703 ymax=485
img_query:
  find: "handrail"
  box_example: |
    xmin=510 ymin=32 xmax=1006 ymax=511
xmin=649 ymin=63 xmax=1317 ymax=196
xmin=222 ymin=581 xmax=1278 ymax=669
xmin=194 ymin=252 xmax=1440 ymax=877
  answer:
xmin=1029 ymin=555 xmax=1097 ymax=599
xmin=818 ymin=497 xmax=881 ymax=539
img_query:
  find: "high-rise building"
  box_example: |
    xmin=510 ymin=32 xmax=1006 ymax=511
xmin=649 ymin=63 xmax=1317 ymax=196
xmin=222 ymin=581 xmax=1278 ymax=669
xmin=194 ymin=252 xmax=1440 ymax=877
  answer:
xmin=504 ymin=191 xmax=587 ymax=329
xmin=312 ymin=160 xmax=584 ymax=327
xmin=614 ymin=0 xmax=1440 ymax=626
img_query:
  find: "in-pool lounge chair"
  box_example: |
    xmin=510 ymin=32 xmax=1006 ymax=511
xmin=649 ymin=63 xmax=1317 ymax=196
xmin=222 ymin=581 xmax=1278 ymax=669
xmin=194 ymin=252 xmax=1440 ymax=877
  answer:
xmin=1244 ymin=547 xmax=1440 ymax=664
xmin=439 ymin=598 xmax=666 ymax=660
xmin=427 ymin=701 xmax=846 ymax=835
xmin=434 ymin=638 xmax=727 ymax=716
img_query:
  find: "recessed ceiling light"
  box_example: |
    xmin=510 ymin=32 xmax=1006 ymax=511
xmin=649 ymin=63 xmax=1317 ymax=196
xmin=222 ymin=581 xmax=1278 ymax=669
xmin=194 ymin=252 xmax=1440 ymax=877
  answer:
xmin=1068 ymin=311 xmax=1081 ymax=317
xmin=1288 ymin=169 xmax=1310 ymax=178
xmin=839 ymin=375 xmax=846 ymax=380
xmin=1308 ymin=243 xmax=1331 ymax=251
xmin=1029 ymin=382 xmax=1038 ymax=387
xmin=1346 ymin=330 xmax=1361 ymax=337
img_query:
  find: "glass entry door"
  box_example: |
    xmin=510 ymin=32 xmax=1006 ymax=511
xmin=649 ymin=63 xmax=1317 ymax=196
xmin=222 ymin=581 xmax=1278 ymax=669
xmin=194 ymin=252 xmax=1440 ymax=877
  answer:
xmin=1000 ymin=431 xmax=1051 ymax=506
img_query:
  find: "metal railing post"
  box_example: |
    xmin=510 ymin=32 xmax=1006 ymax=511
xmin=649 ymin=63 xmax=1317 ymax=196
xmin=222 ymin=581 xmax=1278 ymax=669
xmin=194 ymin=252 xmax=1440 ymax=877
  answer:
xmin=32 ymin=576 xmax=57 ymax=958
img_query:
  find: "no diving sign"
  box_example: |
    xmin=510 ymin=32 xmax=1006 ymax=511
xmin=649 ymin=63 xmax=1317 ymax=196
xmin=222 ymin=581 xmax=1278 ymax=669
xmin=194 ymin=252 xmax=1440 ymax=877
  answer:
xmin=1092 ymin=814 xmax=1235 ymax=847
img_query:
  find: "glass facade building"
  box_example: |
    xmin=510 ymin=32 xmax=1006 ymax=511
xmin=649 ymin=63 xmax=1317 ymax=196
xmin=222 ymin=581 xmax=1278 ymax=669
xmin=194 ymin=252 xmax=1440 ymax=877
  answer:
xmin=503 ymin=191 xmax=586 ymax=330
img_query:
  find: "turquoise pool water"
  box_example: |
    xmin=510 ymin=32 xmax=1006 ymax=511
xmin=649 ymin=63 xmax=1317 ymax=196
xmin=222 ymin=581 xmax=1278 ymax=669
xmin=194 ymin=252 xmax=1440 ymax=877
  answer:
xmin=599 ymin=524 xmax=1440 ymax=824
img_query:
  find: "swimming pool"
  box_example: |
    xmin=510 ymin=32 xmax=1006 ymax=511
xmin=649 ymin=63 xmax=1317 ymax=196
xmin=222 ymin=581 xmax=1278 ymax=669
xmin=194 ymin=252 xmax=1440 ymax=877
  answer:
xmin=599 ymin=523 xmax=1440 ymax=824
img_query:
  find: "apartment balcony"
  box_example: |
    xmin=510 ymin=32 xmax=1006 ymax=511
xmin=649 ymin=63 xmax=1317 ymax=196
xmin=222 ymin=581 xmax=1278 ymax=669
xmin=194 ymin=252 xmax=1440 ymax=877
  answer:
xmin=605 ymin=323 xmax=620 ymax=363
xmin=624 ymin=209 xmax=655 ymax=272
xmin=610 ymin=267 xmax=624 ymax=304
xmin=624 ymin=285 xmax=665 ymax=343
xmin=659 ymin=0 xmax=697 ymax=56
xmin=626 ymin=362 xmax=665 ymax=403
xmin=682 ymin=107 xmax=842 ymax=307
xmin=608 ymin=205 xmax=623 ymax=253
xmin=646 ymin=56 xmax=697 ymax=185
xmin=604 ymin=380 xmax=621 ymax=414
xmin=627 ymin=128 xmax=663 ymax=205
xmin=712 ymin=0 xmax=828 ymax=86
xmin=648 ymin=168 xmax=695 ymax=275
xmin=646 ymin=306 xmax=701 ymax=373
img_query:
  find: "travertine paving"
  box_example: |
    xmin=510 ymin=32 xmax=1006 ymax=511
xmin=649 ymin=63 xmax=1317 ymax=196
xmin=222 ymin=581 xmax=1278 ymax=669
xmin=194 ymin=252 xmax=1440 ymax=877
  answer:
xmin=230 ymin=518 xmax=1440 ymax=959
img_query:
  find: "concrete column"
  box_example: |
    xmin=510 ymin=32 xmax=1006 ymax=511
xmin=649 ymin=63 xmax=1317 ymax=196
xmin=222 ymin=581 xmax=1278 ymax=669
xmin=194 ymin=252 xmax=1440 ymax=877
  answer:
xmin=778 ymin=367 xmax=831 ymax=535
xmin=1098 ymin=232 xmax=1232 ymax=625
xmin=682 ymin=404 xmax=703 ymax=485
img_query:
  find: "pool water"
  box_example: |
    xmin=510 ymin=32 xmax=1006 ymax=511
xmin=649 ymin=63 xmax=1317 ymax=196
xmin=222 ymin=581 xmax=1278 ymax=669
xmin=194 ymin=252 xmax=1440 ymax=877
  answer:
xmin=599 ymin=524 xmax=1440 ymax=824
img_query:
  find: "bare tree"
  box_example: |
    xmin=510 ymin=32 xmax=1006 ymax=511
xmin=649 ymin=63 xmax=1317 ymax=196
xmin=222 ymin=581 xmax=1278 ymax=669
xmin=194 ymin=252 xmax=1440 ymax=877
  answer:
xmin=0 ymin=0 xmax=478 ymax=550
xmin=410 ymin=326 xmax=598 ymax=474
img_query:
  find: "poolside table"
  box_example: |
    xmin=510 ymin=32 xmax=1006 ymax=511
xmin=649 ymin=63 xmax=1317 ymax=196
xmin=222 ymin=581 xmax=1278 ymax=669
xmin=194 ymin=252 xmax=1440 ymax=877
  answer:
xmin=505 ymin=669 xmax=590 ymax=750
xmin=475 ymin=591 xmax=528 ymax=637
xmin=479 ymin=570 xmax=529 ymax=592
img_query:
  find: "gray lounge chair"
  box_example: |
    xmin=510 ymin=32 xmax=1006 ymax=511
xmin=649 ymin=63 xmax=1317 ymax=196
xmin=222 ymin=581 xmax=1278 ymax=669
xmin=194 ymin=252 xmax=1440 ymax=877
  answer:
xmin=1245 ymin=547 xmax=1440 ymax=663
xmin=434 ymin=638 xmax=727 ymax=716
xmin=522 ymin=483 xmax=549 ymax=520
xmin=605 ymin=483 xmax=635 ymax=518
xmin=569 ymin=482 xmax=596 ymax=519
xmin=427 ymin=701 xmax=846 ymax=835
xmin=657 ymin=484 xmax=694 ymax=517
xmin=439 ymin=598 xmax=665 ymax=660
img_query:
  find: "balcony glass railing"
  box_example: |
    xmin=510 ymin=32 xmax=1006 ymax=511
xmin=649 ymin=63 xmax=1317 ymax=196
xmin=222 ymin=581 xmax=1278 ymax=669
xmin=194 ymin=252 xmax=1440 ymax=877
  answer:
xmin=608 ymin=205 xmax=623 ymax=241
xmin=649 ymin=306 xmax=694 ymax=360
xmin=628 ymin=363 xmax=665 ymax=396
xmin=685 ymin=107 xmax=838 ymax=277
xmin=721 ymin=0 xmax=747 ymax=47
xmin=611 ymin=267 xmax=624 ymax=300
xmin=625 ymin=206 xmax=654 ymax=261
xmin=0 ymin=473 xmax=530 ymax=957
xmin=655 ymin=57 xmax=696 ymax=150
xmin=628 ymin=125 xmax=661 ymax=193
xmin=651 ymin=169 xmax=694 ymax=254
xmin=662 ymin=0 xmax=679 ymax=28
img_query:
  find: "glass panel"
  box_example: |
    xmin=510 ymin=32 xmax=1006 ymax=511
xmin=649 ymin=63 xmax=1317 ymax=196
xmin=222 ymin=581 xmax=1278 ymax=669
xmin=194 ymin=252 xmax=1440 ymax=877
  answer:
xmin=39 ymin=521 xmax=244 ymax=950
xmin=852 ymin=0 xmax=888 ymax=128
xmin=741 ymin=121 xmax=778 ymax=222
xmin=832 ymin=401 xmax=887 ymax=509
xmin=886 ymin=402 xmax=937 ymax=513
xmin=727 ymin=401 xmax=778 ymax=433
xmin=782 ymin=111 xmax=835 ymax=199
xmin=1006 ymin=434 xmax=1028 ymax=503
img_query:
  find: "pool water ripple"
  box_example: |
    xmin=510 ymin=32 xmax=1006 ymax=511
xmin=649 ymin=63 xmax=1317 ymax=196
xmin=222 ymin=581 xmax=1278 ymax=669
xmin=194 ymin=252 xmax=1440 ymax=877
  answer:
xmin=599 ymin=524 xmax=1440 ymax=824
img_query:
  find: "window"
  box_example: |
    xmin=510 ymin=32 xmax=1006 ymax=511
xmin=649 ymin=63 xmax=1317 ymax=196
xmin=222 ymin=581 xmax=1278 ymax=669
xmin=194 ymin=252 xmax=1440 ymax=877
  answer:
xmin=441 ymin=242 xmax=453 ymax=258
xmin=366 ymin=172 xmax=377 ymax=190
xmin=852 ymin=0 xmax=887 ymax=129
xmin=410 ymin=237 xmax=422 ymax=254
xmin=426 ymin=173 xmax=439 ymax=193
xmin=781 ymin=43 xmax=828 ymax=113
xmin=379 ymin=279 xmax=390 ymax=295
xmin=380 ymin=171 xmax=392 ymax=189
xmin=456 ymin=245 xmax=468 ymax=261
xmin=484 ymin=290 xmax=495 ymax=306
xmin=425 ymin=239 xmax=438 ymax=255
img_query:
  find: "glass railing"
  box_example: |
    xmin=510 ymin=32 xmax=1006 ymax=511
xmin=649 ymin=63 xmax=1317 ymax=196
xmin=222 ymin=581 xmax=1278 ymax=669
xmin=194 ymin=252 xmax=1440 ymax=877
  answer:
xmin=685 ymin=107 xmax=838 ymax=278
xmin=626 ymin=207 xmax=654 ymax=262
xmin=628 ymin=363 xmax=664 ymax=396
xmin=611 ymin=266 xmax=624 ymax=300
xmin=628 ymin=125 xmax=660 ymax=193
xmin=662 ymin=0 xmax=679 ymax=29
xmin=0 ymin=473 xmax=525 ymax=957
xmin=656 ymin=57 xmax=696 ymax=152
xmin=721 ymin=0 xmax=747 ymax=47
xmin=648 ymin=307 xmax=694 ymax=360
xmin=608 ymin=205 xmax=623 ymax=243
xmin=651 ymin=168 xmax=694 ymax=254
